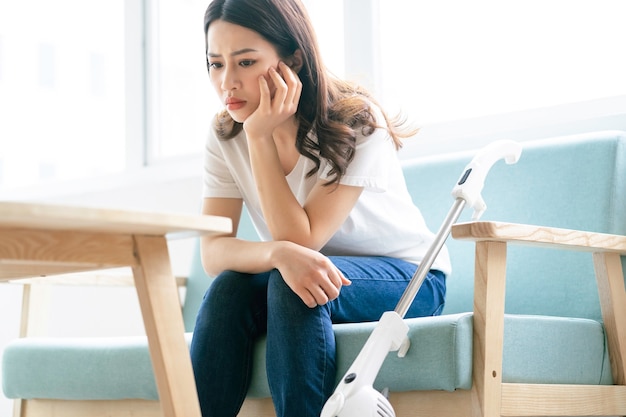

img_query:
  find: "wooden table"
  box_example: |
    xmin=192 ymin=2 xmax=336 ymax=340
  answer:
xmin=0 ymin=201 xmax=231 ymax=417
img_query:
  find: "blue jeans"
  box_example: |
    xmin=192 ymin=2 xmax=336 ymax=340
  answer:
xmin=190 ymin=256 xmax=446 ymax=417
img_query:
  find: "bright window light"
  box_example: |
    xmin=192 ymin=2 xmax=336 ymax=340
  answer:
xmin=378 ymin=0 xmax=626 ymax=125
xmin=148 ymin=0 xmax=217 ymax=162
xmin=0 ymin=1 xmax=126 ymax=191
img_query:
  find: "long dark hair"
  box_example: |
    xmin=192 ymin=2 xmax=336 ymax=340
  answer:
xmin=204 ymin=0 xmax=415 ymax=184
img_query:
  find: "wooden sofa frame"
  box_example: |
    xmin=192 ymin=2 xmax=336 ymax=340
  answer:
xmin=8 ymin=220 xmax=626 ymax=417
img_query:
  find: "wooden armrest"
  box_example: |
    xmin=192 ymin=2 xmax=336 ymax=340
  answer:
xmin=9 ymin=268 xmax=187 ymax=287
xmin=455 ymin=220 xmax=626 ymax=388
xmin=451 ymin=221 xmax=626 ymax=254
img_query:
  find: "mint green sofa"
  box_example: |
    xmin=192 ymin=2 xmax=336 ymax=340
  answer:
xmin=3 ymin=130 xmax=626 ymax=417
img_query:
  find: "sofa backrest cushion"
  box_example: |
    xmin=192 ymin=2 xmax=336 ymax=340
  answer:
xmin=404 ymin=130 xmax=626 ymax=319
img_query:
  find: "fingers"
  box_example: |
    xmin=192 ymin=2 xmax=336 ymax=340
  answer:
xmin=338 ymin=269 xmax=352 ymax=286
xmin=307 ymin=286 xmax=329 ymax=308
xmin=268 ymin=62 xmax=301 ymax=111
xmin=278 ymin=61 xmax=302 ymax=107
xmin=300 ymin=289 xmax=319 ymax=309
xmin=304 ymin=266 xmax=350 ymax=308
xmin=295 ymin=283 xmax=331 ymax=309
xmin=257 ymin=74 xmax=271 ymax=110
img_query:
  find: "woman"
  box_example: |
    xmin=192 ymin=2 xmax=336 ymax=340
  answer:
xmin=190 ymin=0 xmax=451 ymax=416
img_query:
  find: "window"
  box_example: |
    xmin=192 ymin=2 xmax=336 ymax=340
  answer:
xmin=1 ymin=0 xmax=346 ymax=192
xmin=303 ymin=0 xmax=345 ymax=78
xmin=0 ymin=1 xmax=126 ymax=191
xmin=2 ymin=0 xmax=624 ymax=193
xmin=146 ymin=0 xmax=217 ymax=163
xmin=377 ymin=1 xmax=626 ymax=126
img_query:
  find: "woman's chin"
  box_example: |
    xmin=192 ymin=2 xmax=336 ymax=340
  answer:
xmin=226 ymin=109 xmax=250 ymax=124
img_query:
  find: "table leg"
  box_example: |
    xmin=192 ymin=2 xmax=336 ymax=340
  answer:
xmin=132 ymin=235 xmax=201 ymax=417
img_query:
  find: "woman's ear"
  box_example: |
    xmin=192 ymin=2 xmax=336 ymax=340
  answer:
xmin=285 ymin=49 xmax=304 ymax=73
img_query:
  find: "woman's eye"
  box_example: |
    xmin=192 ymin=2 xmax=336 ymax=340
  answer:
xmin=208 ymin=62 xmax=223 ymax=70
xmin=239 ymin=59 xmax=255 ymax=68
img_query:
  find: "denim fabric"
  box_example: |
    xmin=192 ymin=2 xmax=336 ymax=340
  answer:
xmin=190 ymin=256 xmax=446 ymax=417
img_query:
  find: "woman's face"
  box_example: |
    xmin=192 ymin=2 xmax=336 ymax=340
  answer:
xmin=206 ymin=20 xmax=282 ymax=123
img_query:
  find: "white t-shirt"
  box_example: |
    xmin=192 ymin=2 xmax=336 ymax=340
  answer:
xmin=202 ymin=111 xmax=451 ymax=276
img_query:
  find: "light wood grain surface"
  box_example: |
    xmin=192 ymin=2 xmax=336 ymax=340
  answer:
xmin=452 ymin=221 xmax=626 ymax=253
xmin=0 ymin=201 xmax=231 ymax=239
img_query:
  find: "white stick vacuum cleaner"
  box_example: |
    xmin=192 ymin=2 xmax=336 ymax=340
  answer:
xmin=321 ymin=140 xmax=523 ymax=417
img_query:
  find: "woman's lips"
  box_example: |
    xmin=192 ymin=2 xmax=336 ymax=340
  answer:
xmin=225 ymin=98 xmax=246 ymax=111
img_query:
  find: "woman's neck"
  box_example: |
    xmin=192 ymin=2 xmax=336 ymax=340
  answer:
xmin=272 ymin=116 xmax=299 ymax=147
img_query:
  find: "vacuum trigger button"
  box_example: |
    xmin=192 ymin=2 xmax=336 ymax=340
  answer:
xmin=344 ymin=373 xmax=357 ymax=384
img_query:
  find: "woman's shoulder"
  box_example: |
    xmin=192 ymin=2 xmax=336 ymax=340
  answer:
xmin=206 ymin=120 xmax=248 ymax=154
xmin=208 ymin=110 xmax=246 ymax=141
xmin=330 ymin=89 xmax=385 ymax=127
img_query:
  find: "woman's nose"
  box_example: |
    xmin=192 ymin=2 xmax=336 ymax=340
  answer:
xmin=221 ymin=66 xmax=238 ymax=91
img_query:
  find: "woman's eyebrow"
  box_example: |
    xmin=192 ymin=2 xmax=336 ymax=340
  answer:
xmin=207 ymin=48 xmax=259 ymax=58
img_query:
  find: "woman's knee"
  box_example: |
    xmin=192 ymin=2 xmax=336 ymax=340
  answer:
xmin=266 ymin=269 xmax=289 ymax=296
xmin=208 ymin=270 xmax=244 ymax=295
xmin=198 ymin=271 xmax=269 ymax=322
xmin=210 ymin=270 xmax=270 ymax=299
xmin=266 ymin=269 xmax=308 ymax=312
xmin=200 ymin=271 xmax=242 ymax=311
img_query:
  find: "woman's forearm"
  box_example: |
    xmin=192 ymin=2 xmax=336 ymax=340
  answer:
xmin=247 ymin=135 xmax=314 ymax=245
xmin=200 ymin=235 xmax=288 ymax=277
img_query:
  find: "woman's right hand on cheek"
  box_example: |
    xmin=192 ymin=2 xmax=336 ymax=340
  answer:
xmin=273 ymin=241 xmax=351 ymax=308
xmin=243 ymin=62 xmax=302 ymax=139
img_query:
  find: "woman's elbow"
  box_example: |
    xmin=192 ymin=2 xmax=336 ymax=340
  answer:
xmin=200 ymin=237 xmax=226 ymax=277
xmin=271 ymin=232 xmax=326 ymax=252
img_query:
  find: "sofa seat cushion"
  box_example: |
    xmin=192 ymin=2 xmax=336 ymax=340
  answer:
xmin=503 ymin=314 xmax=613 ymax=385
xmin=246 ymin=313 xmax=474 ymax=397
xmin=2 ymin=313 xmax=612 ymax=401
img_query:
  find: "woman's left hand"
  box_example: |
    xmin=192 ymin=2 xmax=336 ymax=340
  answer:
xmin=273 ymin=241 xmax=351 ymax=308
xmin=243 ymin=61 xmax=302 ymax=139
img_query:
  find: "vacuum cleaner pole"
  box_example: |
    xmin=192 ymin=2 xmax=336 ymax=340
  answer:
xmin=394 ymin=197 xmax=466 ymax=318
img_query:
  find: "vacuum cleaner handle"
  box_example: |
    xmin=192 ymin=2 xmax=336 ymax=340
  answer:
xmin=451 ymin=140 xmax=522 ymax=220
xmin=394 ymin=139 xmax=522 ymax=318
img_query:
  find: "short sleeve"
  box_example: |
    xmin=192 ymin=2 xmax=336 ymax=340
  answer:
xmin=202 ymin=129 xmax=242 ymax=199
xmin=320 ymin=107 xmax=397 ymax=192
